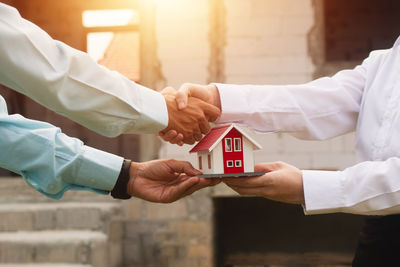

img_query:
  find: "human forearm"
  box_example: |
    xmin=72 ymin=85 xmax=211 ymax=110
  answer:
xmin=0 ymin=106 xmax=123 ymax=198
xmin=303 ymin=158 xmax=400 ymax=215
xmin=215 ymin=74 xmax=363 ymax=140
xmin=0 ymin=3 xmax=168 ymax=137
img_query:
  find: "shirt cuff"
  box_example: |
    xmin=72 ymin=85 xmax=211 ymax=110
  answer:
xmin=74 ymin=145 xmax=124 ymax=191
xmin=302 ymin=170 xmax=345 ymax=215
xmin=213 ymin=83 xmax=249 ymax=123
xmin=133 ymin=84 xmax=168 ymax=133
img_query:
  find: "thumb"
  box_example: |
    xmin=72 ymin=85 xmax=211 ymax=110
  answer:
xmin=176 ymin=83 xmax=210 ymax=110
xmin=168 ymin=160 xmax=202 ymax=176
xmin=166 ymin=176 xmax=200 ymax=202
xmin=254 ymin=162 xmax=276 ymax=173
xmin=162 ymin=86 xmax=177 ymax=95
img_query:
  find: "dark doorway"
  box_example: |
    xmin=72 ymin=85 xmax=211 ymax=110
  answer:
xmin=214 ymin=197 xmax=364 ymax=267
xmin=324 ymin=0 xmax=400 ymax=61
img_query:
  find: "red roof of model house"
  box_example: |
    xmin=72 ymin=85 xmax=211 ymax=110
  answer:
xmin=190 ymin=124 xmax=262 ymax=153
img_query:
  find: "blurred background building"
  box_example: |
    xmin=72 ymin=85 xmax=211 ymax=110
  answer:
xmin=0 ymin=0 xmax=400 ymax=266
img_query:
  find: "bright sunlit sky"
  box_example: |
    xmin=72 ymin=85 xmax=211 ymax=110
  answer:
xmin=82 ymin=9 xmax=138 ymax=61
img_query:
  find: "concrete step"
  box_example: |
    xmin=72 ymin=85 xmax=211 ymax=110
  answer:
xmin=0 ymin=264 xmax=92 ymax=267
xmin=0 ymin=202 xmax=122 ymax=232
xmin=0 ymin=231 xmax=108 ymax=267
xmin=0 ymin=178 xmax=114 ymax=203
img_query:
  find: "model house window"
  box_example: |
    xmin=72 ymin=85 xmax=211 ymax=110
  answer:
xmin=225 ymin=138 xmax=232 ymax=152
xmin=235 ymin=160 xmax=242 ymax=167
xmin=226 ymin=160 xmax=233 ymax=167
xmin=208 ymin=154 xmax=212 ymax=169
xmin=198 ymin=156 xmax=202 ymax=170
xmin=234 ymin=138 xmax=241 ymax=151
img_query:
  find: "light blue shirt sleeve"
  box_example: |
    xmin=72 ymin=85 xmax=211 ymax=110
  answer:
xmin=0 ymin=95 xmax=123 ymax=199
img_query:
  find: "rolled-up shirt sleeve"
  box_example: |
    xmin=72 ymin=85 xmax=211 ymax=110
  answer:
xmin=0 ymin=3 xmax=168 ymax=137
xmin=0 ymin=95 xmax=123 ymax=199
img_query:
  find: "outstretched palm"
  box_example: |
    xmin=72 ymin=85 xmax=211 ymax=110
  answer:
xmin=127 ymin=159 xmax=219 ymax=203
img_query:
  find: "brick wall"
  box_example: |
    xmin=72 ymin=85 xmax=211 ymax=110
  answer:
xmin=225 ymin=0 xmax=314 ymax=84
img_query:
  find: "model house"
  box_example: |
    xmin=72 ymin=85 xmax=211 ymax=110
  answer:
xmin=190 ymin=124 xmax=262 ymax=175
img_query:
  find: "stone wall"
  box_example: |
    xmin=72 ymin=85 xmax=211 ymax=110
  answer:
xmin=122 ymin=189 xmax=214 ymax=267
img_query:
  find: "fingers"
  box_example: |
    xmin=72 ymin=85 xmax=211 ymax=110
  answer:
xmin=229 ymin=185 xmax=266 ymax=197
xmin=176 ymin=134 xmax=184 ymax=146
xmin=254 ymin=161 xmax=285 ymax=172
xmin=161 ymin=86 xmax=177 ymax=95
xmin=176 ymin=89 xmax=190 ymax=110
xmin=183 ymin=135 xmax=196 ymax=145
xmin=182 ymin=178 xmax=220 ymax=198
xmin=223 ymin=175 xmax=270 ymax=188
xmin=160 ymin=130 xmax=178 ymax=141
xmin=194 ymin=132 xmax=203 ymax=142
xmin=158 ymin=130 xmax=184 ymax=145
xmin=167 ymin=159 xmax=202 ymax=176
xmin=201 ymin=102 xmax=221 ymax=122
xmin=165 ymin=176 xmax=200 ymax=202
xmin=169 ymin=133 xmax=184 ymax=146
xmin=198 ymin=115 xmax=211 ymax=135
xmin=176 ymin=83 xmax=210 ymax=110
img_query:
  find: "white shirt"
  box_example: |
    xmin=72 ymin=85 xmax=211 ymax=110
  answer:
xmin=216 ymin=36 xmax=400 ymax=215
xmin=0 ymin=3 xmax=168 ymax=137
xmin=0 ymin=3 xmax=167 ymax=198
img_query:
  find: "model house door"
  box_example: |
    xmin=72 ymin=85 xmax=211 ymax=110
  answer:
xmin=222 ymin=128 xmax=244 ymax=174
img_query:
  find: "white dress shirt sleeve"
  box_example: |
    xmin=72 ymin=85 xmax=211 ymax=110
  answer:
xmin=303 ymin=158 xmax=400 ymax=215
xmin=0 ymin=3 xmax=168 ymax=137
xmin=214 ymin=49 xmax=400 ymax=215
xmin=215 ymin=59 xmax=368 ymax=140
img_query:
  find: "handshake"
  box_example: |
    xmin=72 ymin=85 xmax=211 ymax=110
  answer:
xmin=123 ymin=83 xmax=223 ymax=204
xmin=159 ymin=83 xmax=222 ymax=145
xmin=125 ymin=83 xmax=303 ymax=207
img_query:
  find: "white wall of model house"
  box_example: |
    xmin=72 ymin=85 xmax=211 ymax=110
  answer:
xmin=196 ymin=135 xmax=256 ymax=175
xmin=243 ymin=138 xmax=255 ymax=172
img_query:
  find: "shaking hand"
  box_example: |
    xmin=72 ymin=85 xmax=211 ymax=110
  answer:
xmin=160 ymin=86 xmax=220 ymax=145
xmin=159 ymin=84 xmax=221 ymax=145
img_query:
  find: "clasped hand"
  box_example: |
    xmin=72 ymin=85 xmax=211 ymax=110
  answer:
xmin=160 ymin=86 xmax=220 ymax=144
